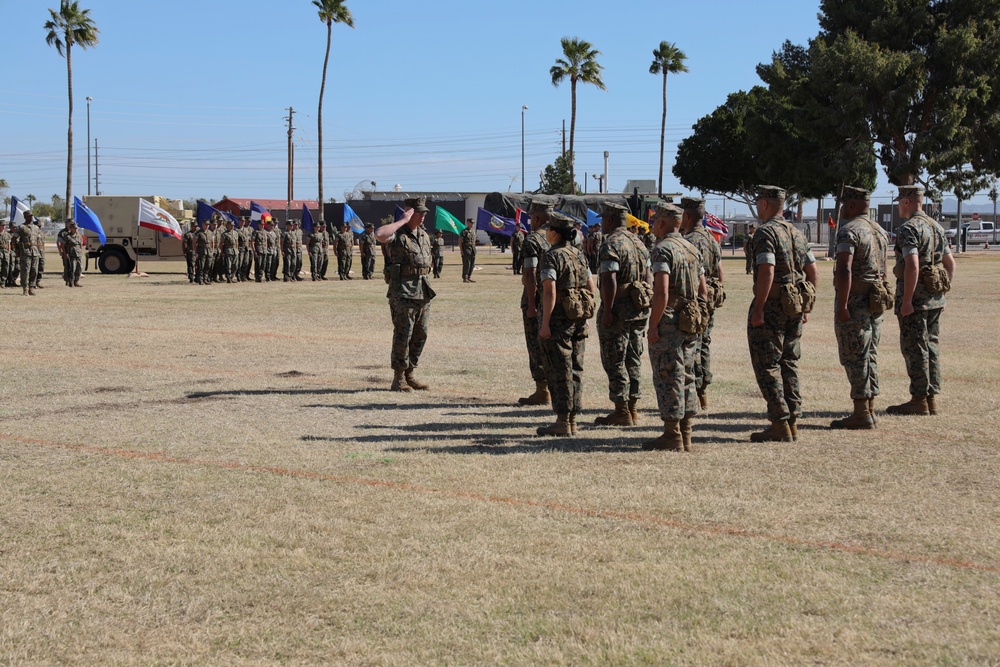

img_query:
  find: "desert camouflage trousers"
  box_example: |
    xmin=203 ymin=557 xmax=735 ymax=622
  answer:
xmin=597 ymin=318 xmax=646 ymax=404
xmin=694 ymin=311 xmax=715 ymax=391
xmin=648 ymin=321 xmax=698 ymax=421
xmin=748 ymin=298 xmax=803 ymax=422
xmin=362 ymin=254 xmax=376 ymax=279
xmin=539 ymin=315 xmax=587 ymax=415
xmin=19 ymin=256 xmax=38 ymax=290
xmin=834 ymin=294 xmax=882 ymax=400
xmin=338 ymin=253 xmax=353 ymax=278
xmin=898 ymin=307 xmax=942 ymax=398
xmin=389 ymin=296 xmax=431 ymax=372
xmin=522 ymin=306 xmax=547 ymax=383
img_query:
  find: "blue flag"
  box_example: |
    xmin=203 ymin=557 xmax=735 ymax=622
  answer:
xmin=73 ymin=197 xmax=106 ymax=244
xmin=557 ymin=209 xmax=589 ymax=237
xmin=10 ymin=196 xmax=30 ymax=225
xmin=476 ymin=207 xmax=516 ymax=237
xmin=394 ymin=206 xmax=406 ymax=222
xmin=301 ymin=204 xmax=314 ymax=233
xmin=344 ymin=203 xmax=364 ymax=234
xmin=586 ymin=208 xmax=602 ymax=229
xmin=197 ymin=200 xmax=239 ymax=226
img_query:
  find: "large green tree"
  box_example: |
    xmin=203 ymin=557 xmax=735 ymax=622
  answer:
xmin=673 ymin=86 xmax=876 ymax=216
xmin=44 ymin=1 xmax=99 ymax=221
xmin=649 ymin=41 xmax=688 ymax=198
xmin=800 ymin=0 xmax=1000 ymax=192
xmin=313 ymin=0 xmax=354 ymax=224
xmin=550 ymin=37 xmax=605 ymax=195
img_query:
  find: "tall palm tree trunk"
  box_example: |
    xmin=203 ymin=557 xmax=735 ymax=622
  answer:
xmin=317 ymin=22 xmax=331 ymax=223
xmin=569 ymin=79 xmax=577 ymax=194
xmin=66 ymin=43 xmax=74 ymax=220
xmin=658 ymin=72 xmax=666 ymax=198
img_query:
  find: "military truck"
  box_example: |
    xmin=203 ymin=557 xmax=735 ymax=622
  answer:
xmin=83 ymin=195 xmax=189 ymax=273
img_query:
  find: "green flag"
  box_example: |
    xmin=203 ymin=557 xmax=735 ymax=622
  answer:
xmin=435 ymin=207 xmax=464 ymax=235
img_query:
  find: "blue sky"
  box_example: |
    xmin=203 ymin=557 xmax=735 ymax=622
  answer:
xmin=3 ymin=0 xmax=972 ymax=211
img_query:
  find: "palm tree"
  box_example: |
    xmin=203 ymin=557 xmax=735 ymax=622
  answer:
xmin=313 ymin=0 xmax=354 ymax=224
xmin=550 ymin=37 xmax=605 ymax=194
xmin=649 ymin=41 xmax=688 ymax=198
xmin=27 ymin=194 xmax=37 ymax=212
xmin=44 ymin=1 xmax=99 ymax=222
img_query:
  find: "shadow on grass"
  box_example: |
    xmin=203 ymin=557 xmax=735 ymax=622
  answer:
xmin=188 ymin=388 xmax=369 ymax=400
xmin=320 ymin=400 xmax=514 ymax=411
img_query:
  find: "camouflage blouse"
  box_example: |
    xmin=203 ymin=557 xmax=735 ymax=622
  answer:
xmin=893 ymin=211 xmax=951 ymax=311
xmin=751 ymin=216 xmax=816 ymax=285
xmin=599 ymin=226 xmax=650 ymax=321
xmin=385 ymin=223 xmax=434 ymax=301
xmin=651 ymin=232 xmax=702 ymax=302
xmin=836 ymin=215 xmax=888 ymax=285
xmin=684 ymin=225 xmax=722 ymax=280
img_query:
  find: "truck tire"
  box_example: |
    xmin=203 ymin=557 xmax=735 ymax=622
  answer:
xmin=98 ymin=247 xmax=131 ymax=274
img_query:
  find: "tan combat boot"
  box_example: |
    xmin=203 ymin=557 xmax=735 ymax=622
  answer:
xmin=518 ymin=381 xmax=550 ymax=406
xmin=642 ymin=420 xmax=683 ymax=451
xmin=568 ymin=412 xmax=578 ymax=435
xmin=868 ymin=398 xmax=878 ymax=425
xmin=628 ymin=398 xmax=639 ymax=424
xmin=926 ymin=396 xmax=938 ymax=415
xmin=594 ymin=402 xmax=633 ymax=426
xmin=536 ymin=413 xmax=571 ymax=437
xmin=404 ymin=369 xmax=429 ymax=391
xmin=698 ymin=391 xmax=709 ymax=410
xmin=830 ymin=399 xmax=875 ymax=430
xmin=885 ymin=396 xmax=929 ymax=416
xmin=390 ymin=370 xmax=411 ymax=392
xmin=680 ymin=412 xmax=695 ymax=452
xmin=750 ymin=420 xmax=794 ymax=443
xmin=788 ymin=418 xmax=799 ymax=442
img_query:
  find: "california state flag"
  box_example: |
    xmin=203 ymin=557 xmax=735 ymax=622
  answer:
xmin=138 ymin=199 xmax=183 ymax=239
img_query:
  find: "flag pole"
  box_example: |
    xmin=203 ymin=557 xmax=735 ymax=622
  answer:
xmin=132 ymin=201 xmax=141 ymax=276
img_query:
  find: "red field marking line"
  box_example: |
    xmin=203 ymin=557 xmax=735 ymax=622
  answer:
xmin=3 ymin=431 xmax=998 ymax=575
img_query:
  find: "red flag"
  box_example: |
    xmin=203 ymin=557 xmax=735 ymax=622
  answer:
xmin=827 ymin=214 xmax=836 ymax=228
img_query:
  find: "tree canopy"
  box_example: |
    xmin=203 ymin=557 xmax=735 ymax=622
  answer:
xmin=540 ymin=152 xmax=580 ymax=196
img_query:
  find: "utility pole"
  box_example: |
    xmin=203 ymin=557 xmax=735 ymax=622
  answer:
xmin=94 ymin=139 xmax=101 ymax=196
xmin=285 ymin=107 xmax=295 ymax=224
xmin=603 ymin=151 xmax=609 ymax=194
xmin=86 ymin=97 xmax=92 ymax=196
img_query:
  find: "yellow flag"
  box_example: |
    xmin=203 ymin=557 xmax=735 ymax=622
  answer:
xmin=626 ymin=213 xmax=649 ymax=233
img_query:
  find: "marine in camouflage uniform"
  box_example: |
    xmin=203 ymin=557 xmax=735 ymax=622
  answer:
xmin=252 ymin=220 xmax=270 ymax=282
xmin=430 ymin=229 xmax=444 ymax=279
xmin=182 ymin=222 xmax=198 ymax=283
xmin=644 ymin=202 xmax=706 ymax=451
xmin=308 ymin=224 xmax=326 ymax=280
xmin=195 ymin=219 xmax=215 ymax=285
xmin=747 ymin=186 xmax=819 ymax=443
xmin=0 ymin=221 xmax=10 ymax=289
xmin=238 ymin=219 xmax=253 ymax=282
xmin=680 ymin=197 xmax=724 ymax=409
xmin=282 ymin=222 xmax=298 ymax=282
xmin=267 ymin=221 xmax=281 ymax=282
xmin=60 ymin=220 xmax=84 ymax=287
xmin=360 ymin=223 xmax=377 ymax=279
xmin=831 ymin=187 xmax=888 ymax=429
xmin=16 ymin=212 xmax=41 ymax=295
xmin=594 ymin=202 xmax=651 ymax=427
xmin=211 ymin=218 xmax=224 ymax=283
xmin=460 ymin=220 xmax=477 ymax=282
xmin=536 ymin=212 xmax=595 ymax=436
xmin=517 ymin=200 xmax=554 ymax=406
xmin=511 ymin=227 xmax=525 ymax=275
xmin=377 ymin=197 xmax=436 ymax=391
xmin=221 ymin=220 xmax=239 ymax=283
xmin=31 ymin=216 xmax=45 ymax=288
xmin=293 ymin=222 xmax=304 ymax=279
xmin=319 ymin=221 xmax=330 ymax=279
xmin=886 ymin=185 xmax=955 ymax=416
xmin=336 ymin=224 xmax=354 ymax=280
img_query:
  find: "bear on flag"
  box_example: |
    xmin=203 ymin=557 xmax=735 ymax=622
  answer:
xmin=138 ymin=199 xmax=183 ymax=239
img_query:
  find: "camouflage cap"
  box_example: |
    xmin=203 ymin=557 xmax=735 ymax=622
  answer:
xmin=529 ymin=200 xmax=554 ymax=213
xmin=756 ymin=185 xmax=787 ymax=200
xmin=601 ymin=201 xmax=628 ymax=218
xmin=680 ymin=196 xmax=705 ymax=211
xmin=893 ymin=185 xmax=925 ymax=201
xmin=654 ymin=201 xmax=683 ymax=218
xmin=364 ymin=222 xmax=373 ymax=228
xmin=67 ymin=219 xmax=77 ymax=226
xmin=838 ymin=186 xmax=871 ymax=202
xmin=404 ymin=197 xmax=429 ymax=212
xmin=548 ymin=211 xmax=576 ymax=229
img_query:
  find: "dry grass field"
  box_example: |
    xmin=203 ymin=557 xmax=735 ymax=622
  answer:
xmin=1 ymin=246 xmax=999 ymax=666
